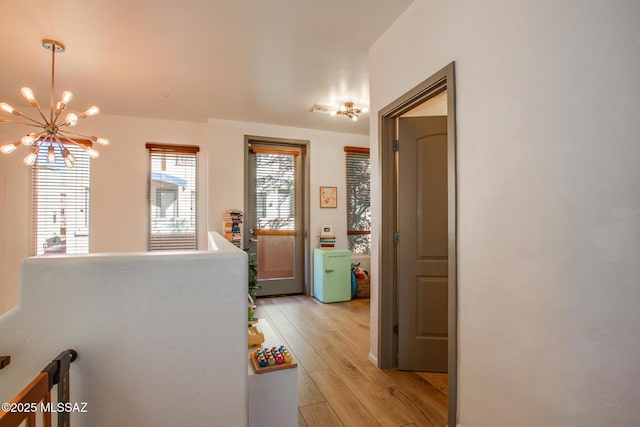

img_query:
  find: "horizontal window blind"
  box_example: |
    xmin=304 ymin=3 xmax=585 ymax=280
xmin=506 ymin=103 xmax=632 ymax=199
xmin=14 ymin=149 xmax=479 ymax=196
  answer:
xmin=147 ymin=143 xmax=199 ymax=251
xmin=32 ymin=142 xmax=91 ymax=256
xmin=249 ymin=147 xmax=301 ymax=231
xmin=345 ymin=146 xmax=371 ymax=254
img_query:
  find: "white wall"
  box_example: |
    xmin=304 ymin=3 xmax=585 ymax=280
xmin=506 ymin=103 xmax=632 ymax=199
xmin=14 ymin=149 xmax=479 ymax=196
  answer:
xmin=0 ymin=114 xmax=208 ymax=315
xmin=0 ymin=233 xmax=247 ymax=427
xmin=207 ymin=118 xmax=368 ymax=292
xmin=0 ymin=147 xmax=30 ymax=315
xmin=370 ymin=1 xmax=640 ymax=425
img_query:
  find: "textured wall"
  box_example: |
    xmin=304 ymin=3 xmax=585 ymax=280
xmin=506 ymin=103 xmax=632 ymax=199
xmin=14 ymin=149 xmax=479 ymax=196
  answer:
xmin=370 ymin=0 xmax=640 ymax=425
xmin=0 ymin=233 xmax=247 ymax=426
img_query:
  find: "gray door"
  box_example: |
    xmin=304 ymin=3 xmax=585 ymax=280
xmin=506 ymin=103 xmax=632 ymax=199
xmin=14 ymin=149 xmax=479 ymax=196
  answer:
xmin=246 ymin=142 xmax=305 ymax=296
xmin=398 ymin=116 xmax=448 ymax=372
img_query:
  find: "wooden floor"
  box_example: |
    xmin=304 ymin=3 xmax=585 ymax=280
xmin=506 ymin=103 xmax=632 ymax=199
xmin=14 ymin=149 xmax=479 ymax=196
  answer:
xmin=258 ymin=295 xmax=448 ymax=427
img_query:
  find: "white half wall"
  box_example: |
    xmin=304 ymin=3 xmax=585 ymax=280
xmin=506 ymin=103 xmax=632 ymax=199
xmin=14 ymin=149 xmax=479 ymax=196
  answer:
xmin=0 ymin=232 xmax=247 ymax=427
xmin=370 ymin=1 xmax=640 ymax=425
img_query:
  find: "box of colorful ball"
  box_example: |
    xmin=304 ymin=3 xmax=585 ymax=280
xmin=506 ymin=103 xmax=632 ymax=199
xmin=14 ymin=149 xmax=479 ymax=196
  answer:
xmin=251 ymin=345 xmax=298 ymax=373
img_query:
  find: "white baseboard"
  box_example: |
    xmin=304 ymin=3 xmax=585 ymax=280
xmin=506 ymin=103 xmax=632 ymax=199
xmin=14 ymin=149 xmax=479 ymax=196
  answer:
xmin=367 ymin=352 xmax=378 ymax=366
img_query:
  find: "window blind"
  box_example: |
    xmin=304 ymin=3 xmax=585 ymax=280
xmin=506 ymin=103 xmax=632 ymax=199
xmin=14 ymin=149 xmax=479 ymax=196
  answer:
xmin=249 ymin=146 xmax=301 ymax=231
xmin=147 ymin=143 xmax=199 ymax=251
xmin=345 ymin=146 xmax=371 ymax=254
xmin=32 ymin=143 xmax=91 ymax=256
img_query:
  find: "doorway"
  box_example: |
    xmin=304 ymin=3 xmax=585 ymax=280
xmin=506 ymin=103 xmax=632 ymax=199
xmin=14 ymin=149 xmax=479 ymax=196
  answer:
xmin=378 ymin=62 xmax=457 ymax=424
xmin=245 ymin=136 xmax=310 ymax=296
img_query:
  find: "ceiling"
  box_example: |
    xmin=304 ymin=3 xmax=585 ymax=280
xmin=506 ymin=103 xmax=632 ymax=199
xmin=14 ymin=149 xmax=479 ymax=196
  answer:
xmin=0 ymin=0 xmax=413 ymax=136
xmin=401 ymin=90 xmax=448 ymax=117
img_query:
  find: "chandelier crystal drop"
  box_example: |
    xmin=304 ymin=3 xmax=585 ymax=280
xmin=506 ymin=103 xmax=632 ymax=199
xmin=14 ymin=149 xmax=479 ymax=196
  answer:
xmin=0 ymin=39 xmax=109 ymax=167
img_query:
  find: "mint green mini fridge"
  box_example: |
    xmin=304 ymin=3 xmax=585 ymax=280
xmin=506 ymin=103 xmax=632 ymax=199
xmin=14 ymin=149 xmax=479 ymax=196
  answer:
xmin=313 ymin=249 xmax=352 ymax=303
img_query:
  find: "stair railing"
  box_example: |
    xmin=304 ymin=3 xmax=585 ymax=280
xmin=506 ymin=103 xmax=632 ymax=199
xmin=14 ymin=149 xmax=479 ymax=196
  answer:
xmin=0 ymin=349 xmax=78 ymax=427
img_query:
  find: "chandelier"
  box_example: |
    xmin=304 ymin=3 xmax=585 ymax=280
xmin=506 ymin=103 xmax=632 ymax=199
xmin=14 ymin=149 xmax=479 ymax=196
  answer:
xmin=330 ymin=101 xmax=368 ymax=122
xmin=0 ymin=39 xmax=109 ymax=167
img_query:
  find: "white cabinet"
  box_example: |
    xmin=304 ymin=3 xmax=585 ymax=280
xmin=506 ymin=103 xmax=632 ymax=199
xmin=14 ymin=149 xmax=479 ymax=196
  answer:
xmin=248 ymin=318 xmax=297 ymax=427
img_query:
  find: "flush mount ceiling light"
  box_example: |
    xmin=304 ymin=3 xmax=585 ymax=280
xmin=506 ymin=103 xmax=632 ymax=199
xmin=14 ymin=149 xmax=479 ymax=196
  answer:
xmin=331 ymin=101 xmax=368 ymax=122
xmin=311 ymin=101 xmax=369 ymax=122
xmin=0 ymin=39 xmax=109 ymax=167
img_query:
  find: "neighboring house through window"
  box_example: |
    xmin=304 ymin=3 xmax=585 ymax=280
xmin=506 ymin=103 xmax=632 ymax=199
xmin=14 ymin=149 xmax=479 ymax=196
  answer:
xmin=147 ymin=143 xmax=199 ymax=250
xmin=345 ymin=146 xmax=371 ymax=254
xmin=32 ymin=143 xmax=91 ymax=256
xmin=251 ymin=149 xmax=297 ymax=231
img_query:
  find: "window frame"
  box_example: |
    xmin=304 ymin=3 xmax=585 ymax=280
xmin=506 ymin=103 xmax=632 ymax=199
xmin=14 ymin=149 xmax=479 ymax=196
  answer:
xmin=31 ymin=140 xmax=92 ymax=256
xmin=344 ymin=146 xmax=371 ymax=254
xmin=250 ymin=146 xmax=300 ymax=231
xmin=146 ymin=143 xmax=199 ymax=251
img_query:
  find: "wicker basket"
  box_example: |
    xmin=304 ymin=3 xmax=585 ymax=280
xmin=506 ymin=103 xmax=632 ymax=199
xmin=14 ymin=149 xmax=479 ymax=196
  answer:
xmin=356 ymin=278 xmax=370 ymax=298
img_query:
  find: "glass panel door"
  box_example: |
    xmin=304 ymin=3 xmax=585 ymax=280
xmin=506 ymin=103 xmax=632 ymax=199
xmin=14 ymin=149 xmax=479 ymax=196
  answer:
xmin=246 ymin=142 xmax=305 ymax=295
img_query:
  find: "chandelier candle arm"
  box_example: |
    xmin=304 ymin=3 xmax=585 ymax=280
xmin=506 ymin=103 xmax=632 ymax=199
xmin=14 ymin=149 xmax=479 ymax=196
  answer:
xmin=58 ymin=129 xmax=110 ymax=146
xmin=58 ymin=135 xmax=100 ymax=158
xmin=53 ymin=91 xmax=73 ymax=123
xmin=0 ymin=118 xmax=45 ymax=128
xmin=0 ymin=132 xmax=40 ymax=153
xmin=0 ymin=102 xmax=43 ymax=126
xmin=62 ymin=149 xmax=75 ymax=167
xmin=52 ymin=137 xmax=75 ymax=167
xmin=20 ymin=87 xmax=49 ymax=124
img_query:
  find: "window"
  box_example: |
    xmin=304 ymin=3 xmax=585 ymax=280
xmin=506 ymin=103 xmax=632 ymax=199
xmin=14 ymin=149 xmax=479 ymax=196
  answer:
xmin=147 ymin=143 xmax=199 ymax=250
xmin=32 ymin=143 xmax=91 ymax=256
xmin=250 ymin=147 xmax=299 ymax=231
xmin=345 ymin=146 xmax=371 ymax=254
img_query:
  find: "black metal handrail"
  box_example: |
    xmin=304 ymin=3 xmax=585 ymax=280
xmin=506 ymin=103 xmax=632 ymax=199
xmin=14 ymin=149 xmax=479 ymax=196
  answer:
xmin=42 ymin=350 xmax=78 ymax=427
xmin=0 ymin=349 xmax=77 ymax=427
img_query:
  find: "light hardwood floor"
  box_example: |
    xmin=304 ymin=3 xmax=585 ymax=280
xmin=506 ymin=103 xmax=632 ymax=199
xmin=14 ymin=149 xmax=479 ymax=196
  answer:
xmin=258 ymin=295 xmax=448 ymax=427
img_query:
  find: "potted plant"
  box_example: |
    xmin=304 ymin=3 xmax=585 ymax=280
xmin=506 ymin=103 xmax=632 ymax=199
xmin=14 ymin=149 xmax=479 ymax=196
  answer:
xmin=248 ymin=257 xmax=260 ymax=302
xmin=246 ymin=249 xmax=261 ymax=322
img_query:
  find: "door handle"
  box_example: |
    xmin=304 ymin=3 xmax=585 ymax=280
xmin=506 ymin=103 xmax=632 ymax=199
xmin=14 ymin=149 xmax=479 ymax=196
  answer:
xmin=325 ymin=269 xmax=335 ymax=273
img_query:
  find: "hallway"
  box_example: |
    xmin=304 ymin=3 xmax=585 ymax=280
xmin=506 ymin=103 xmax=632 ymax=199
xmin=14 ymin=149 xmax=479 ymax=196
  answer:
xmin=259 ymin=296 xmax=448 ymax=426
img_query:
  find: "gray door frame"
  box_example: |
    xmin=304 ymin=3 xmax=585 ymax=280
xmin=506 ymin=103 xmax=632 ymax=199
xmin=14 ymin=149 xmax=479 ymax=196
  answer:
xmin=377 ymin=62 xmax=457 ymax=425
xmin=244 ymin=135 xmax=311 ymax=295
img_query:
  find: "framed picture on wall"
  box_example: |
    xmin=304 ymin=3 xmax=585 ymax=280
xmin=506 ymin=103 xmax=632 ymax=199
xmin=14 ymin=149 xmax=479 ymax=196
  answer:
xmin=320 ymin=186 xmax=337 ymax=208
xmin=321 ymin=225 xmax=334 ymax=235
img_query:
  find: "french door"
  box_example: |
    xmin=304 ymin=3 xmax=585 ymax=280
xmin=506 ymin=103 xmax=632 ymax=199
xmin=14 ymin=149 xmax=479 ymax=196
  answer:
xmin=246 ymin=140 xmax=305 ymax=296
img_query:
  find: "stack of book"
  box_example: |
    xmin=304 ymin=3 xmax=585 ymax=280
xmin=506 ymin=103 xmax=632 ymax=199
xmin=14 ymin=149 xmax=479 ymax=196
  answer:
xmin=319 ymin=234 xmax=336 ymax=248
xmin=222 ymin=209 xmax=243 ymax=248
